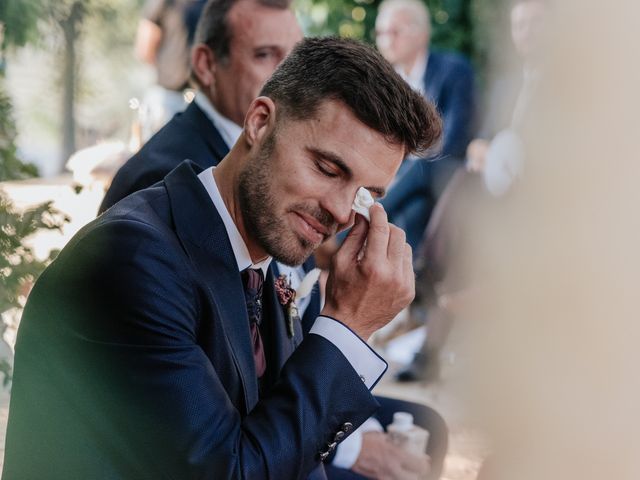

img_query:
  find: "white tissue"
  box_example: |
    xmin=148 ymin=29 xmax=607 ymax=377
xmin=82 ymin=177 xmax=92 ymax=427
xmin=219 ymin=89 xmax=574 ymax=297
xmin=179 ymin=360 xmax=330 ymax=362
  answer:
xmin=352 ymin=187 xmax=375 ymax=221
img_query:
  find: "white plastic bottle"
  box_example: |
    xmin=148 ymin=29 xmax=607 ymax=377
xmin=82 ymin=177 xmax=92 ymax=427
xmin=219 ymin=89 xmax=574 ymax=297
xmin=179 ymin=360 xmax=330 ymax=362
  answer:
xmin=387 ymin=412 xmax=430 ymax=455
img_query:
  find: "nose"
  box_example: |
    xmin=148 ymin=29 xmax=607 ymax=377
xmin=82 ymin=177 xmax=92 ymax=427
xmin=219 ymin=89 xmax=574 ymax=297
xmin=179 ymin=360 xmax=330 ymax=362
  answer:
xmin=320 ymin=187 xmax=356 ymax=228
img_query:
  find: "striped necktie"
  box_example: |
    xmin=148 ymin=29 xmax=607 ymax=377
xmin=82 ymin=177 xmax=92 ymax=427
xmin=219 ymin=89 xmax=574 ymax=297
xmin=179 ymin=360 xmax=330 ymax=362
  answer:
xmin=241 ymin=268 xmax=266 ymax=378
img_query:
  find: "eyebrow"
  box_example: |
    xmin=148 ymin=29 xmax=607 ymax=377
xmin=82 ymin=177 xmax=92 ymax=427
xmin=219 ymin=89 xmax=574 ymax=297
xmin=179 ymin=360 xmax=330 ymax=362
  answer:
xmin=308 ymin=147 xmax=387 ymax=198
xmin=253 ymin=45 xmax=282 ymax=52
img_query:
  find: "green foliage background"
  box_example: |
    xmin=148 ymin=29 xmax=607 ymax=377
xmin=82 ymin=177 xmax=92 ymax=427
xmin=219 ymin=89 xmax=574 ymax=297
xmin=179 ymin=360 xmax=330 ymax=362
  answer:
xmin=0 ymin=4 xmax=70 ymax=363
xmin=297 ymin=0 xmax=511 ymax=82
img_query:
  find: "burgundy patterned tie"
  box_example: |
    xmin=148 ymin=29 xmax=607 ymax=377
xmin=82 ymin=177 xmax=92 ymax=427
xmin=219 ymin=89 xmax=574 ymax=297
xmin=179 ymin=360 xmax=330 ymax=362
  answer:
xmin=241 ymin=268 xmax=266 ymax=378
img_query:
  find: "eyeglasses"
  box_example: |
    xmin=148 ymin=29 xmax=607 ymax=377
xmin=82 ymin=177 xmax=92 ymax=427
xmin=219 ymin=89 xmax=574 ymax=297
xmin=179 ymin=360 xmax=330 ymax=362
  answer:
xmin=374 ymin=25 xmax=420 ymax=39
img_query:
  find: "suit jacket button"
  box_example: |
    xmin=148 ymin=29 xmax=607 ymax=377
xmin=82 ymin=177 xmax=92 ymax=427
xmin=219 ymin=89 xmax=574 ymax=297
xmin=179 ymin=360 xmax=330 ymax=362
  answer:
xmin=319 ymin=451 xmax=330 ymax=461
xmin=334 ymin=431 xmax=345 ymax=442
xmin=341 ymin=422 xmax=353 ymax=433
xmin=327 ymin=442 xmax=337 ymax=452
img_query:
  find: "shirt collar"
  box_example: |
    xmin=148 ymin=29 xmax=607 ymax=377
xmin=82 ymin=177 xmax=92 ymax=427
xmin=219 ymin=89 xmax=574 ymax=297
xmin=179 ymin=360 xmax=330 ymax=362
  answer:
xmin=396 ymin=52 xmax=428 ymax=94
xmin=197 ymin=166 xmax=272 ymax=276
xmin=194 ymin=92 xmax=243 ymax=149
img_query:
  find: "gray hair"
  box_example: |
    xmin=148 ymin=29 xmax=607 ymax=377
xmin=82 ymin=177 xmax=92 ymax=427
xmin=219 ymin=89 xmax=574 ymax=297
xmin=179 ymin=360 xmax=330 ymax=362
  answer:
xmin=377 ymin=0 xmax=431 ymax=35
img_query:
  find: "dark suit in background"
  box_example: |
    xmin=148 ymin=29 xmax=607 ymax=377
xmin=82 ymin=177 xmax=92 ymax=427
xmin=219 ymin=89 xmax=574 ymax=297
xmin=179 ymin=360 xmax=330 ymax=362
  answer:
xmin=382 ymin=51 xmax=475 ymax=251
xmin=423 ymin=51 xmax=476 ymax=160
xmin=3 ymin=162 xmax=376 ymax=479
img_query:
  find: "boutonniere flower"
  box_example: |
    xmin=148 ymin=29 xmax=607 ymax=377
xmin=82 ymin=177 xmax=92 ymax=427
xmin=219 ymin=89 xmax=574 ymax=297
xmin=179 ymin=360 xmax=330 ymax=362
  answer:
xmin=275 ymin=274 xmax=299 ymax=337
xmin=275 ymin=268 xmax=321 ymax=337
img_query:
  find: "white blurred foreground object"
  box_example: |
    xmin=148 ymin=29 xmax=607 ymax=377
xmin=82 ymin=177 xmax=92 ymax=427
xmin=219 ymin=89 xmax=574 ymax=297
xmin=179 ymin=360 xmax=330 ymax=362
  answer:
xmin=457 ymin=1 xmax=640 ymax=479
xmin=483 ymin=129 xmax=525 ymax=197
xmin=387 ymin=412 xmax=430 ymax=455
xmin=65 ymin=141 xmax=128 ymax=188
xmin=352 ymin=187 xmax=374 ymax=221
xmin=381 ymin=324 xmax=426 ymax=365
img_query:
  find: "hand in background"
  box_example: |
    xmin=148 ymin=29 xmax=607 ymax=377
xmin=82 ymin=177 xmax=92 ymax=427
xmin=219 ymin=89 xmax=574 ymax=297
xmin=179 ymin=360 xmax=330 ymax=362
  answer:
xmin=351 ymin=431 xmax=431 ymax=480
xmin=465 ymin=138 xmax=490 ymax=173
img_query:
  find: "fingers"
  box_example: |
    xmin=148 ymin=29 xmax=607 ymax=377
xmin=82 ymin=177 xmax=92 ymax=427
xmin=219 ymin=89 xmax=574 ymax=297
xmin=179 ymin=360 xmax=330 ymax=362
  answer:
xmin=362 ymin=203 xmax=390 ymax=261
xmin=387 ymin=225 xmax=406 ymax=261
xmin=403 ymin=243 xmax=415 ymax=301
xmin=338 ymin=213 xmax=369 ymax=261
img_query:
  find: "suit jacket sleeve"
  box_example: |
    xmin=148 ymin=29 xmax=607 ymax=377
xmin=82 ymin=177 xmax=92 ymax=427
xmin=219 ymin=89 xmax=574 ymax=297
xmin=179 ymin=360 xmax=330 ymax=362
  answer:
xmin=5 ymin=218 xmax=377 ymax=480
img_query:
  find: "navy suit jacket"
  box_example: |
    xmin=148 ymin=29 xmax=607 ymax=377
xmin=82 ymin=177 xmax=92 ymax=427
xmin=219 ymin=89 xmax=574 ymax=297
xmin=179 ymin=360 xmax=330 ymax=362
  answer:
xmin=99 ymin=101 xmax=229 ymax=213
xmin=3 ymin=161 xmax=378 ymax=479
xmin=422 ymin=51 xmax=476 ymax=160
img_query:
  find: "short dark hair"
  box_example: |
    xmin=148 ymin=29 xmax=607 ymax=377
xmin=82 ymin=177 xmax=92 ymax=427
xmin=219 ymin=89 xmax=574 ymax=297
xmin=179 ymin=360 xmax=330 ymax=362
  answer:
xmin=194 ymin=0 xmax=292 ymax=63
xmin=260 ymin=37 xmax=442 ymax=156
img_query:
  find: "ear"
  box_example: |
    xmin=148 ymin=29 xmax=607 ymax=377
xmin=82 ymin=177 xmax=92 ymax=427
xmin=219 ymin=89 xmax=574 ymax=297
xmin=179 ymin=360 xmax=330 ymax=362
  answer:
xmin=191 ymin=44 xmax=216 ymax=88
xmin=243 ymin=97 xmax=277 ymax=147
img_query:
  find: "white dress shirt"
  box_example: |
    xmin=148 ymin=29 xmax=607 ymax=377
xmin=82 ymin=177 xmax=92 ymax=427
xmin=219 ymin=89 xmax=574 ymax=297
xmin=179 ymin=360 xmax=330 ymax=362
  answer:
xmin=396 ymin=52 xmax=428 ymax=95
xmin=193 ymin=92 xmax=243 ymax=151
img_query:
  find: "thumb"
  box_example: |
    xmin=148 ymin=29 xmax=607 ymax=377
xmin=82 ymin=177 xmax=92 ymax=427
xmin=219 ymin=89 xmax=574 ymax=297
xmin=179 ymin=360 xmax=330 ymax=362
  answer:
xmin=338 ymin=214 xmax=369 ymax=260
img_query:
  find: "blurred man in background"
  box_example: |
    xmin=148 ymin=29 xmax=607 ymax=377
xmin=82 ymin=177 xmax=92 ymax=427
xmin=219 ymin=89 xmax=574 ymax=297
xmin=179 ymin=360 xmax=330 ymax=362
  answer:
xmin=397 ymin=0 xmax=550 ymax=382
xmin=374 ymin=0 xmax=475 ymax=250
xmin=466 ymin=0 xmax=548 ymax=195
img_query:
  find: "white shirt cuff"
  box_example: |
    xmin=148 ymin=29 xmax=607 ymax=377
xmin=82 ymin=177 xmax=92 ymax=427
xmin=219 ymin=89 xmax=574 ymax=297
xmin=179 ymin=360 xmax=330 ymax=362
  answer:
xmin=309 ymin=315 xmax=387 ymax=389
xmin=332 ymin=417 xmax=383 ymax=469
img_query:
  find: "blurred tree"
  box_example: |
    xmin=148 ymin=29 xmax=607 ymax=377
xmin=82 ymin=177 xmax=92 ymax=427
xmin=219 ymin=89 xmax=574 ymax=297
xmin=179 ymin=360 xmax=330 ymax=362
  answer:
xmin=0 ymin=192 xmax=67 ymax=315
xmin=0 ymin=187 xmax=68 ymax=387
xmin=0 ymin=0 xmax=42 ymax=50
xmin=45 ymin=0 xmax=135 ymax=167
xmin=0 ymin=87 xmax=38 ymax=181
xmin=0 ymin=80 xmax=69 ymax=387
xmin=1 ymin=0 xmax=142 ymax=172
xmin=0 ymin=9 xmax=70 ymax=387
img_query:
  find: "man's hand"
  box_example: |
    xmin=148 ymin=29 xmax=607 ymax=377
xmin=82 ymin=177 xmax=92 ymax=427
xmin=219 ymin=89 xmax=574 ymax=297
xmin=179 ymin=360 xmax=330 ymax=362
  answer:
xmin=466 ymin=138 xmax=489 ymax=173
xmin=321 ymin=203 xmax=414 ymax=341
xmin=351 ymin=432 xmax=430 ymax=480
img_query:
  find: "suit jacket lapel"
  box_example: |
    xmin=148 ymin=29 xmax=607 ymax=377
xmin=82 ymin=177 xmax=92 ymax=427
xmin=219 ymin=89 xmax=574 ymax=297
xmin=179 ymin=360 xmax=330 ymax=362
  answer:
xmin=182 ymin=103 xmax=230 ymax=165
xmin=163 ymin=161 xmax=259 ymax=413
xmin=262 ymin=267 xmax=303 ymax=381
xmin=300 ymin=257 xmax=321 ymax=334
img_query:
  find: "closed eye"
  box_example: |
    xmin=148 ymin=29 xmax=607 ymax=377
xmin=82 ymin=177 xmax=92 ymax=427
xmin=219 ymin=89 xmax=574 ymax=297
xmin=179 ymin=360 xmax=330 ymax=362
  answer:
xmin=314 ymin=159 xmax=339 ymax=178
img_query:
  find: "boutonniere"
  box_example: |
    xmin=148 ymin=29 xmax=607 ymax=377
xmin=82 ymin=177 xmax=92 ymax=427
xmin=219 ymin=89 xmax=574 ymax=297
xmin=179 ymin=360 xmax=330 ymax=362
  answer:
xmin=275 ymin=274 xmax=299 ymax=337
xmin=275 ymin=268 xmax=321 ymax=337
